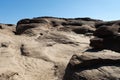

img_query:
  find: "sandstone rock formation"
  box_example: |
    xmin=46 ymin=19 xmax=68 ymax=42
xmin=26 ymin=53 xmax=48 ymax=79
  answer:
xmin=90 ymin=21 xmax=120 ymax=52
xmin=63 ymin=51 xmax=120 ymax=80
xmin=16 ymin=17 xmax=101 ymax=35
xmin=0 ymin=17 xmax=120 ymax=80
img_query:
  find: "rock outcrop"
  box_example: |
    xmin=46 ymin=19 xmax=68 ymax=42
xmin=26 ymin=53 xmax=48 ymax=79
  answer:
xmin=63 ymin=51 xmax=120 ymax=80
xmin=90 ymin=21 xmax=120 ymax=52
xmin=16 ymin=17 xmax=101 ymax=35
xmin=0 ymin=17 xmax=120 ymax=80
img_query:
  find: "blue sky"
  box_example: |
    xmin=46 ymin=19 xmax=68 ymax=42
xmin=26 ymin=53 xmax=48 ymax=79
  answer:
xmin=0 ymin=0 xmax=120 ymax=24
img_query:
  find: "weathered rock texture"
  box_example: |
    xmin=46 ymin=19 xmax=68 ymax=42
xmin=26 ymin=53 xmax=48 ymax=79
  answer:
xmin=63 ymin=51 xmax=120 ymax=80
xmin=90 ymin=21 xmax=120 ymax=52
xmin=0 ymin=17 xmax=120 ymax=80
xmin=16 ymin=17 xmax=101 ymax=35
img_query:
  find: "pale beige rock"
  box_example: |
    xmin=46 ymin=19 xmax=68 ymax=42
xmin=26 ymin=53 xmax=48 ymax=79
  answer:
xmin=0 ymin=22 xmax=90 ymax=80
xmin=0 ymin=17 xmax=120 ymax=80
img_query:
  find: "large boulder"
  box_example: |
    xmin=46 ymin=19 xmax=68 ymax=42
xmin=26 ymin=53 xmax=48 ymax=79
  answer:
xmin=93 ymin=25 xmax=119 ymax=38
xmin=90 ymin=24 xmax=120 ymax=52
xmin=63 ymin=53 xmax=120 ymax=80
xmin=16 ymin=18 xmax=49 ymax=34
xmin=90 ymin=35 xmax=120 ymax=52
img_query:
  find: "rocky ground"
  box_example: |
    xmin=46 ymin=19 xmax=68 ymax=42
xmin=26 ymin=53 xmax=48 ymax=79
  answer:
xmin=0 ymin=17 xmax=120 ymax=80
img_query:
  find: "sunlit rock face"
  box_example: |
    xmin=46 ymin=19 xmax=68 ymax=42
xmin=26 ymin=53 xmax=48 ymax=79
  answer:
xmin=0 ymin=17 xmax=120 ymax=80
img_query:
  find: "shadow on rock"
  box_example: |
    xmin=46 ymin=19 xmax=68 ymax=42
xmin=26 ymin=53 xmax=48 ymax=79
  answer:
xmin=63 ymin=53 xmax=120 ymax=80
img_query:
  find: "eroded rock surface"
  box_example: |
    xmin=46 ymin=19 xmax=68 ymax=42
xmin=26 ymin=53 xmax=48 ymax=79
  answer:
xmin=16 ymin=17 xmax=102 ymax=35
xmin=90 ymin=21 xmax=120 ymax=52
xmin=0 ymin=17 xmax=120 ymax=80
xmin=63 ymin=51 xmax=120 ymax=80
